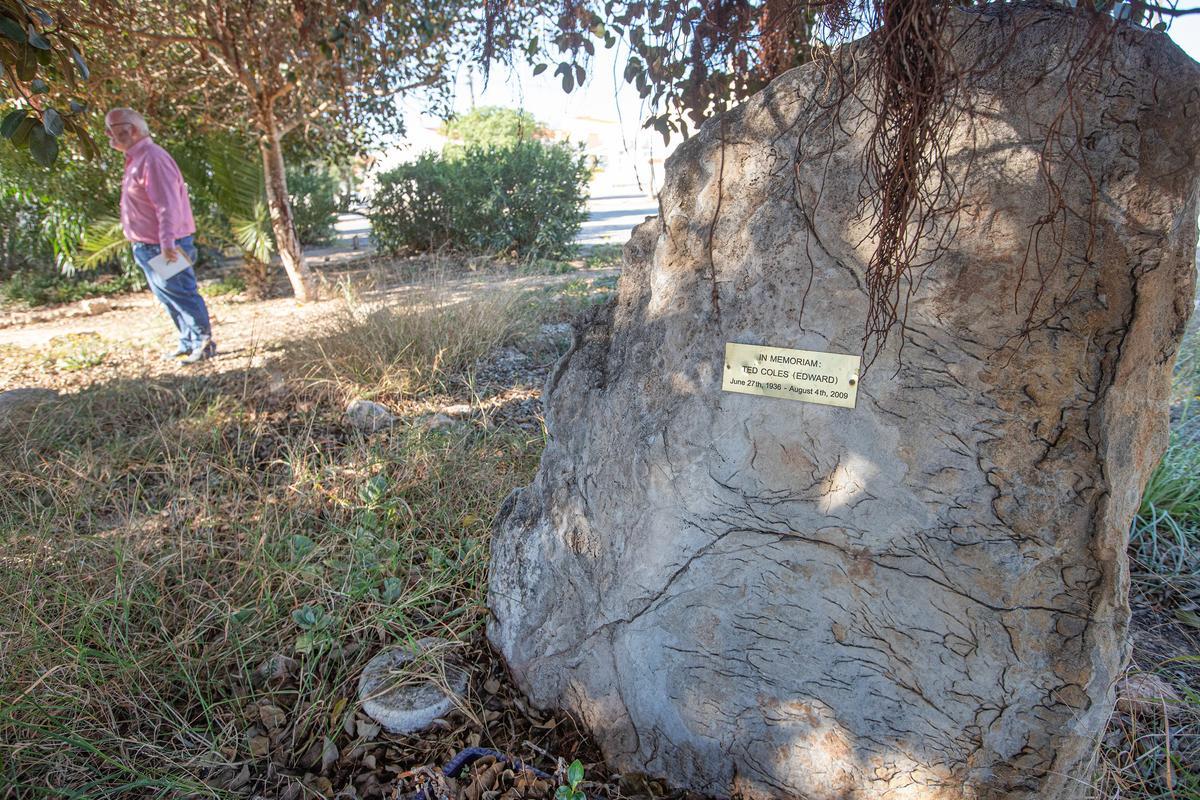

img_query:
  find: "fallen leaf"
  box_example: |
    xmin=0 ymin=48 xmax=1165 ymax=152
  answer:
xmin=260 ymin=702 xmax=287 ymax=731
xmin=330 ymin=696 xmax=348 ymax=729
xmin=320 ymin=736 xmax=339 ymax=774
xmin=249 ymin=735 xmax=271 ymax=758
xmin=228 ymin=764 xmax=251 ymax=790
xmin=356 ymin=719 xmax=381 ymax=740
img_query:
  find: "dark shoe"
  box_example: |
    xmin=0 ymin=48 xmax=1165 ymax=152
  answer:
xmin=180 ymin=339 xmax=216 ymax=364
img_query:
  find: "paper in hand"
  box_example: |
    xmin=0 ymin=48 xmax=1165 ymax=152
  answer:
xmin=147 ymin=249 xmax=192 ymax=280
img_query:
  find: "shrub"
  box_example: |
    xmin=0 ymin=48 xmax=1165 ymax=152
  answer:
xmin=442 ymin=106 xmax=549 ymax=151
xmin=0 ymin=193 xmax=55 ymax=273
xmin=369 ymin=141 xmax=592 ymax=261
xmin=1 ymin=268 xmax=145 ymax=307
xmin=287 ymin=167 xmax=340 ymax=246
xmin=0 ymin=121 xmax=123 ymax=274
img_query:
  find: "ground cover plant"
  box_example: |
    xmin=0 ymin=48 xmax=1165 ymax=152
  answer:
xmin=0 ymin=268 xmax=144 ymax=307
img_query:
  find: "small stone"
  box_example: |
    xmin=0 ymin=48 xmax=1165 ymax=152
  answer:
xmin=421 ymin=413 xmax=456 ymax=432
xmin=539 ymin=322 xmax=573 ymax=339
xmin=357 ymin=638 xmax=468 ymax=735
xmin=80 ymin=298 xmax=112 ymax=315
xmin=345 ymin=399 xmax=396 ymax=433
xmin=0 ymin=388 xmax=58 ymax=419
xmin=1116 ymin=673 xmax=1181 ymax=718
xmin=440 ymin=403 xmax=473 ymax=419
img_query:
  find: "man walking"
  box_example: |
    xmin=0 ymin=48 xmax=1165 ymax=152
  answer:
xmin=106 ymin=107 xmax=216 ymax=363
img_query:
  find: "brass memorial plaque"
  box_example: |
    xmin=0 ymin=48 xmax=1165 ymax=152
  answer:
xmin=722 ymin=342 xmax=860 ymax=409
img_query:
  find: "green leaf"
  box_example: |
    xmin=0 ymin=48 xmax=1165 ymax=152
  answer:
xmin=555 ymin=787 xmax=571 ymax=800
xmin=381 ymin=576 xmax=404 ymax=603
xmin=17 ymin=42 xmax=36 ymax=80
xmin=42 ymin=107 xmax=62 ymax=136
xmin=567 ymin=760 xmax=583 ymax=787
xmin=291 ymin=604 xmax=323 ymax=629
xmin=0 ymin=16 xmax=27 ymax=44
xmin=68 ymin=99 xmax=86 ymax=113
xmin=294 ymin=631 xmax=316 ymax=654
xmin=11 ymin=115 xmax=35 ymax=147
xmin=555 ymin=62 xmax=574 ymax=94
xmin=289 ymin=533 xmax=316 ymax=558
xmin=69 ymin=47 xmax=88 ymax=80
xmin=1 ymin=109 xmax=26 ymax=139
xmin=30 ymin=7 xmax=54 ymax=26
xmin=1153 ymin=20 xmax=1168 ymax=31
xmin=532 ymin=63 xmax=548 ymax=76
xmin=30 ymin=78 xmax=47 ymax=94
xmin=28 ymin=123 xmax=57 ymax=166
xmin=27 ymin=29 xmax=50 ymax=50
xmin=78 ymin=218 xmax=128 ymax=269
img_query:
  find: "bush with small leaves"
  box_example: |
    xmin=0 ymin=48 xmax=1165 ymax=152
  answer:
xmin=369 ymin=141 xmax=591 ymax=261
xmin=287 ymin=167 xmax=341 ymax=246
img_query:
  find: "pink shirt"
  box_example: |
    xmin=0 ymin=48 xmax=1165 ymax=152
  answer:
xmin=120 ymin=137 xmax=196 ymax=251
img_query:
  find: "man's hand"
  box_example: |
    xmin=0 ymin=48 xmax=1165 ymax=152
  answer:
xmin=163 ymin=247 xmax=181 ymax=264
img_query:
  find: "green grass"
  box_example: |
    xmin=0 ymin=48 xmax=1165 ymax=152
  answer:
xmin=41 ymin=333 xmax=110 ymax=373
xmin=1129 ymin=422 xmax=1200 ymax=610
xmin=582 ymin=243 xmax=622 ymax=269
xmin=519 ymin=258 xmax=577 ymax=276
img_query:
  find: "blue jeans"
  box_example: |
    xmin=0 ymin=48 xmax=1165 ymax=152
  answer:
xmin=132 ymin=236 xmax=211 ymax=352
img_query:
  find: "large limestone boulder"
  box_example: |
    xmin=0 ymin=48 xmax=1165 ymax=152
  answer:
xmin=489 ymin=9 xmax=1200 ymax=800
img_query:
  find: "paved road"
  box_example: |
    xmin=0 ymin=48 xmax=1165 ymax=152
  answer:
xmin=576 ymin=189 xmax=659 ymax=247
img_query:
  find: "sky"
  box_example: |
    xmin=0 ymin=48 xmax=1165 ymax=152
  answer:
xmin=394 ymin=41 xmax=662 ymax=173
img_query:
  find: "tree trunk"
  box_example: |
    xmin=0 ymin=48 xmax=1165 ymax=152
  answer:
xmin=259 ymin=118 xmax=316 ymax=302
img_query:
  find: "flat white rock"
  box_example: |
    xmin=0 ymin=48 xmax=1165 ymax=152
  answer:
xmin=357 ymin=639 xmax=468 ymax=734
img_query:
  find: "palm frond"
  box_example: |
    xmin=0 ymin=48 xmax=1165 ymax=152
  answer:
xmin=230 ymin=201 xmax=274 ymax=263
xmin=174 ymin=134 xmax=275 ymax=262
xmin=77 ymin=217 xmax=129 ymax=271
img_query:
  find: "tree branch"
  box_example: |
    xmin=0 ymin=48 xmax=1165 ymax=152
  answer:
xmin=79 ymin=17 xmax=217 ymax=47
xmin=1142 ymin=2 xmax=1200 ymax=15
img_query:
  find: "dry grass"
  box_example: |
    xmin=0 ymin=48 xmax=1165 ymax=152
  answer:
xmin=287 ymin=283 xmax=539 ymax=401
xmin=0 ymin=282 xmax=602 ymax=797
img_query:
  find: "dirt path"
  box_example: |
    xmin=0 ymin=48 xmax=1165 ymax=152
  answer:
xmin=0 ymin=258 xmax=619 ymax=393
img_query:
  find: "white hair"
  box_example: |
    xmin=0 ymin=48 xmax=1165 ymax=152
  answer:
xmin=106 ymin=107 xmax=150 ymax=135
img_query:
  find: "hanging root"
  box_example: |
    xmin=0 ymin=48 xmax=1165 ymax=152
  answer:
xmin=859 ymin=0 xmax=955 ymax=369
